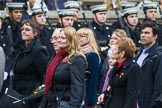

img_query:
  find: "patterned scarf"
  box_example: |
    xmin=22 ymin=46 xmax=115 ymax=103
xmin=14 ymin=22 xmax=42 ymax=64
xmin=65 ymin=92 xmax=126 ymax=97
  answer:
xmin=81 ymin=44 xmax=93 ymax=54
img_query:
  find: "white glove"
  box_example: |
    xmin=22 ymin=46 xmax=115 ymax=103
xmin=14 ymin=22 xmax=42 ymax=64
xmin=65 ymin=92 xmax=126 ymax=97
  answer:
xmin=4 ymin=72 xmax=8 ymax=80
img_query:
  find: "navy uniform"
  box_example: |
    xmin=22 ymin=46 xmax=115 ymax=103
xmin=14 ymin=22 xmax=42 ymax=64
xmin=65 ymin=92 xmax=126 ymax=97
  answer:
xmin=55 ymin=9 xmax=74 ymax=28
xmin=111 ymin=2 xmax=141 ymax=48
xmin=88 ymin=4 xmax=112 ymax=94
xmin=142 ymin=2 xmax=162 ymax=46
xmin=64 ymin=1 xmax=86 ymax=30
xmin=121 ymin=7 xmax=141 ymax=48
xmin=89 ymin=4 xmax=112 ymax=64
xmin=111 ymin=2 xmax=137 ymax=30
xmin=0 ymin=2 xmax=24 ymax=98
xmin=1 ymin=2 xmax=25 ymax=72
xmin=31 ymin=2 xmax=55 ymax=57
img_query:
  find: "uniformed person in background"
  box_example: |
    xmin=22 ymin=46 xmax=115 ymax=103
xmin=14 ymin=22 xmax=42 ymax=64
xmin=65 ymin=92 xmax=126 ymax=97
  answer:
xmin=120 ymin=1 xmax=137 ymax=10
xmin=63 ymin=1 xmax=85 ymax=30
xmin=142 ymin=1 xmax=162 ymax=46
xmin=0 ymin=1 xmax=25 ymax=99
xmin=88 ymin=4 xmax=112 ymax=95
xmin=31 ymin=1 xmax=55 ymax=57
xmin=1 ymin=2 xmax=25 ymax=68
xmin=110 ymin=1 xmax=137 ymax=32
xmin=89 ymin=4 xmax=112 ymax=65
xmin=55 ymin=9 xmax=74 ymax=28
xmin=121 ymin=7 xmax=141 ymax=48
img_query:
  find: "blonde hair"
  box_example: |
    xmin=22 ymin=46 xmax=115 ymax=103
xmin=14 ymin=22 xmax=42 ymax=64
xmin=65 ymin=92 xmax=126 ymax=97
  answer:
xmin=77 ymin=28 xmax=101 ymax=62
xmin=52 ymin=28 xmax=62 ymax=37
xmin=116 ymin=37 xmax=136 ymax=58
xmin=62 ymin=27 xmax=85 ymax=61
xmin=104 ymin=0 xmax=121 ymax=10
xmin=113 ymin=29 xmax=128 ymax=38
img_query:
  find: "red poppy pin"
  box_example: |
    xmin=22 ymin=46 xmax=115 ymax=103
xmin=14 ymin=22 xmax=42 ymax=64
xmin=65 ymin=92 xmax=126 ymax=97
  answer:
xmin=119 ymin=72 xmax=124 ymax=78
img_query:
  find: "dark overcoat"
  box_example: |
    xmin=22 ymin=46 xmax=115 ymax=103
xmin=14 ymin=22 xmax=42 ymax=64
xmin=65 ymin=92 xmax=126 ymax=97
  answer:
xmin=13 ymin=38 xmax=49 ymax=95
xmin=104 ymin=58 xmax=141 ymax=108
xmin=85 ymin=52 xmax=100 ymax=106
xmin=135 ymin=43 xmax=162 ymax=108
xmin=47 ymin=54 xmax=86 ymax=108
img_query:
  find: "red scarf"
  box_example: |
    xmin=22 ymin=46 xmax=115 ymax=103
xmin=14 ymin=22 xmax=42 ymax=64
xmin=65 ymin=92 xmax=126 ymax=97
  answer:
xmin=44 ymin=49 xmax=68 ymax=94
xmin=117 ymin=61 xmax=124 ymax=68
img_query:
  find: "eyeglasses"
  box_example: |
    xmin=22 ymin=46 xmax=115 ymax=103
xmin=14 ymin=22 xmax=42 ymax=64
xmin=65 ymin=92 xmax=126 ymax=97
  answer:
xmin=50 ymin=36 xmax=60 ymax=42
xmin=78 ymin=35 xmax=88 ymax=39
xmin=110 ymin=36 xmax=119 ymax=40
xmin=21 ymin=27 xmax=32 ymax=32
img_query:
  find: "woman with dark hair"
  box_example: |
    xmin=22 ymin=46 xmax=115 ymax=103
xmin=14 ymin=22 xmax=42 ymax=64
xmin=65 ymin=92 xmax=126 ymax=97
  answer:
xmin=12 ymin=19 xmax=49 ymax=108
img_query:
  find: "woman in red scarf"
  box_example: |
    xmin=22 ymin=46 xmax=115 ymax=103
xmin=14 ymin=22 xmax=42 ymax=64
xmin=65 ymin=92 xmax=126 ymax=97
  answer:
xmin=44 ymin=27 xmax=86 ymax=108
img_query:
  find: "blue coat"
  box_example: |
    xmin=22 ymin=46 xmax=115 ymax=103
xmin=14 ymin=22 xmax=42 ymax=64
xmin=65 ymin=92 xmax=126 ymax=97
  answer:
xmin=85 ymin=52 xmax=100 ymax=105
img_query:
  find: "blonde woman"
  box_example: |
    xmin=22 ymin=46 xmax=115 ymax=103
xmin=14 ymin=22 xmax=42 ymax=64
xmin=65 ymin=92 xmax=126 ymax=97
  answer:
xmin=77 ymin=28 xmax=100 ymax=108
xmin=44 ymin=27 xmax=86 ymax=108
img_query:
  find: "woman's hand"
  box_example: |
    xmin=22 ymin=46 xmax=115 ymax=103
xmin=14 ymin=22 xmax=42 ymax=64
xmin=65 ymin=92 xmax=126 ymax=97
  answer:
xmin=97 ymin=93 xmax=105 ymax=104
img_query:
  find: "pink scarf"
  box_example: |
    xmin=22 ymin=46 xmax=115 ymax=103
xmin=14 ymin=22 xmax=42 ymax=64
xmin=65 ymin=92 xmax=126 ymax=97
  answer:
xmin=81 ymin=44 xmax=93 ymax=54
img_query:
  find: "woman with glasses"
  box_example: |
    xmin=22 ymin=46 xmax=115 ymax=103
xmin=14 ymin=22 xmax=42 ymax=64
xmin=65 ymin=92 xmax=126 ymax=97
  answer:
xmin=50 ymin=28 xmax=62 ymax=55
xmin=77 ymin=28 xmax=100 ymax=108
xmin=98 ymin=29 xmax=128 ymax=95
xmin=12 ymin=19 xmax=49 ymax=108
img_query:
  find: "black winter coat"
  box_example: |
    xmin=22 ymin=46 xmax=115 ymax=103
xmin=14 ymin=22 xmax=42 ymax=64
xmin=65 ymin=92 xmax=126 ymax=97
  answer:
xmin=135 ymin=42 xmax=162 ymax=108
xmin=39 ymin=27 xmax=55 ymax=57
xmin=13 ymin=38 xmax=49 ymax=96
xmin=104 ymin=58 xmax=141 ymax=108
xmin=47 ymin=54 xmax=86 ymax=108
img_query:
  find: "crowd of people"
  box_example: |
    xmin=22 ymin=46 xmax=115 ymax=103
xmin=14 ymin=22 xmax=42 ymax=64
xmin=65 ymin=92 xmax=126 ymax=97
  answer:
xmin=0 ymin=0 xmax=162 ymax=108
